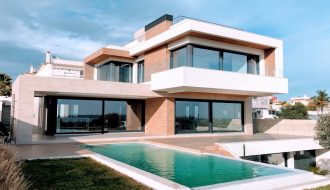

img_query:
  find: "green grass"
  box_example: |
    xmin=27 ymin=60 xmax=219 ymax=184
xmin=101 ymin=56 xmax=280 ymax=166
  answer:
xmin=22 ymin=157 xmax=150 ymax=190
xmin=307 ymin=184 xmax=330 ymax=190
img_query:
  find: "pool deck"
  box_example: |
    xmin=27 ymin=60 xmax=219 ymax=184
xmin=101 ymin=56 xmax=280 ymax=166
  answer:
xmin=10 ymin=133 xmax=311 ymax=160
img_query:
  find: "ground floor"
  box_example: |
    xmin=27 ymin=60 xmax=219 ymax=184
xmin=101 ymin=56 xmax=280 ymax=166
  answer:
xmin=18 ymin=92 xmax=253 ymax=144
xmin=12 ymin=75 xmax=255 ymax=144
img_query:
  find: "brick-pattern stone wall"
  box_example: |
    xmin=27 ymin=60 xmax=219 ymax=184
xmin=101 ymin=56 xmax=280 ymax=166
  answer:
xmin=144 ymin=45 xmax=170 ymax=81
xmin=264 ymin=48 xmax=275 ymax=77
xmin=145 ymin=20 xmax=172 ymax=40
xmin=145 ymin=97 xmax=174 ymax=135
xmin=84 ymin=63 xmax=94 ymax=80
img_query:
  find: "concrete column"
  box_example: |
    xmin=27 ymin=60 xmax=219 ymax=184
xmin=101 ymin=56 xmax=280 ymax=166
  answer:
xmin=287 ymin=152 xmax=295 ymax=169
xmin=132 ymin=62 xmax=138 ymax=83
xmin=12 ymin=79 xmax=34 ymax=144
xmin=244 ymin=98 xmax=253 ymax=135
xmin=145 ymin=97 xmax=174 ymax=135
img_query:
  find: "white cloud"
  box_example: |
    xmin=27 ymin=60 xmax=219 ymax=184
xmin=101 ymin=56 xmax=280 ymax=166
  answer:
xmin=0 ymin=19 xmax=105 ymax=60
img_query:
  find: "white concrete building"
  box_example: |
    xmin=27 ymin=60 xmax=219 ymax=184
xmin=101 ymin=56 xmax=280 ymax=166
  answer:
xmin=31 ymin=51 xmax=84 ymax=79
xmin=9 ymin=14 xmax=330 ymax=185
xmin=289 ymin=95 xmax=310 ymax=106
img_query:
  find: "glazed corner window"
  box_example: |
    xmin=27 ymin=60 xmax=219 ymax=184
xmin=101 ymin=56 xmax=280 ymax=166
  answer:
xmin=170 ymin=44 xmax=259 ymax=75
xmin=171 ymin=47 xmax=187 ymax=68
xmin=137 ymin=60 xmax=144 ymax=83
xmin=97 ymin=61 xmax=132 ymax=83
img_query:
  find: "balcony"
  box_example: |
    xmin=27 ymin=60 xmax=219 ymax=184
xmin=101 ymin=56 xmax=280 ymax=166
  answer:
xmin=151 ymin=67 xmax=288 ymax=96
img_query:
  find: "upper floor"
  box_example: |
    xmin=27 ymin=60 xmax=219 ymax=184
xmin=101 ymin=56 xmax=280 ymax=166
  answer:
xmin=83 ymin=14 xmax=287 ymax=96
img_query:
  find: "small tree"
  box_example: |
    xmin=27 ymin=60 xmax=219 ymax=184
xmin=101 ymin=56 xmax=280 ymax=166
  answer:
xmin=0 ymin=73 xmax=12 ymax=97
xmin=314 ymin=114 xmax=330 ymax=148
xmin=311 ymin=90 xmax=330 ymax=114
xmin=276 ymin=102 xmax=309 ymax=119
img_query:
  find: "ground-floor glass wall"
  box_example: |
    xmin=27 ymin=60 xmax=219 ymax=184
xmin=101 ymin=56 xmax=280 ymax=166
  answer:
xmin=56 ymin=99 xmax=103 ymax=133
xmin=47 ymin=97 xmax=144 ymax=135
xmin=175 ymin=99 xmax=244 ymax=134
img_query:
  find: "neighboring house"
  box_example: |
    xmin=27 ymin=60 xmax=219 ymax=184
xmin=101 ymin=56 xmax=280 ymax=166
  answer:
xmin=289 ymin=95 xmax=310 ymax=106
xmin=252 ymin=96 xmax=272 ymax=119
xmin=252 ymin=96 xmax=284 ymax=119
xmin=0 ymin=96 xmax=11 ymax=128
xmin=12 ymin=15 xmax=288 ymax=144
xmin=30 ymin=51 xmax=84 ymax=79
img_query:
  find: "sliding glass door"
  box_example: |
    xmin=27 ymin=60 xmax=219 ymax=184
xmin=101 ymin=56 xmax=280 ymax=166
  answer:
xmin=175 ymin=100 xmax=209 ymax=133
xmin=50 ymin=97 xmax=144 ymax=135
xmin=56 ymin=99 xmax=103 ymax=133
xmin=212 ymin=102 xmax=243 ymax=132
xmin=175 ymin=99 xmax=244 ymax=134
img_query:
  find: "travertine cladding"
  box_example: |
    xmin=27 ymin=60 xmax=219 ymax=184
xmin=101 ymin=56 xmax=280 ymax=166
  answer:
xmin=264 ymin=48 xmax=276 ymax=77
xmin=144 ymin=45 xmax=170 ymax=81
xmin=145 ymin=20 xmax=172 ymax=40
xmin=145 ymin=97 xmax=174 ymax=135
xmin=145 ymin=92 xmax=253 ymax=135
xmin=84 ymin=63 xmax=94 ymax=80
xmin=254 ymin=119 xmax=316 ymax=136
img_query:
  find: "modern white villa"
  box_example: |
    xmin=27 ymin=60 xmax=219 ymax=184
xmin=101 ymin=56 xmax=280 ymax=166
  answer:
xmin=10 ymin=14 xmax=330 ymax=189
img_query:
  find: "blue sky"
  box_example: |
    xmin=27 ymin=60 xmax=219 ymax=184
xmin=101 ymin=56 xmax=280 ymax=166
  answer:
xmin=0 ymin=0 xmax=329 ymax=100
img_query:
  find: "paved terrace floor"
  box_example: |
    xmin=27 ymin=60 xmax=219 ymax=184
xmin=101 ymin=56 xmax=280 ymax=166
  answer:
xmin=10 ymin=133 xmax=311 ymax=160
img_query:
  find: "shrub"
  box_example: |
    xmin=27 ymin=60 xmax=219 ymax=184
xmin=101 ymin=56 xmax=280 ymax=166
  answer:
xmin=0 ymin=145 xmax=29 ymax=190
xmin=276 ymin=102 xmax=309 ymax=119
xmin=315 ymin=114 xmax=330 ymax=148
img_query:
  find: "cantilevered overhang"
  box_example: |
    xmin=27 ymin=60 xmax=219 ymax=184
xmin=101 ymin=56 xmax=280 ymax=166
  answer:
xmin=15 ymin=75 xmax=161 ymax=99
xmin=151 ymin=67 xmax=288 ymax=96
xmin=84 ymin=47 xmax=134 ymax=65
xmin=130 ymin=19 xmax=282 ymax=56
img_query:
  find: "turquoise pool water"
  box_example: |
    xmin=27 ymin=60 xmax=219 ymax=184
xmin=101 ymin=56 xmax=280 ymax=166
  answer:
xmin=85 ymin=143 xmax=291 ymax=188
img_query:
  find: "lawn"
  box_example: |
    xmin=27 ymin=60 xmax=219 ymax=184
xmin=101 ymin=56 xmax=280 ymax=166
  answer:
xmin=308 ymin=185 xmax=330 ymax=190
xmin=22 ymin=157 xmax=150 ymax=190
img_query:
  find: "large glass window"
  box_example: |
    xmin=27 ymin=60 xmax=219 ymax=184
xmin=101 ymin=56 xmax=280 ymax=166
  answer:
xmin=137 ymin=60 xmax=144 ymax=83
xmin=192 ymin=47 xmax=220 ymax=70
xmin=50 ymin=98 xmax=144 ymax=134
xmin=175 ymin=100 xmax=209 ymax=133
xmin=97 ymin=61 xmax=132 ymax=82
xmin=56 ymin=99 xmax=103 ymax=133
xmin=223 ymin=52 xmax=248 ymax=74
xmin=170 ymin=45 xmax=259 ymax=75
xmin=212 ymin=102 xmax=243 ymax=132
xmin=171 ymin=47 xmax=187 ymax=68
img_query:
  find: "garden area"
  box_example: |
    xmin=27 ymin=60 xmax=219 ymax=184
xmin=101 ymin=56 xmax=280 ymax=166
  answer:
xmin=0 ymin=144 xmax=149 ymax=190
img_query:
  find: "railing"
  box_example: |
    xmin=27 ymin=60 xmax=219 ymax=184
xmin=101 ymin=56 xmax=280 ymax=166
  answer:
xmin=132 ymin=16 xmax=246 ymax=43
xmin=172 ymin=16 xmax=245 ymax=31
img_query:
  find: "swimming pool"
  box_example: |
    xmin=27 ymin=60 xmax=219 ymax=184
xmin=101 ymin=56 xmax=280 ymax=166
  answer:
xmin=85 ymin=143 xmax=293 ymax=188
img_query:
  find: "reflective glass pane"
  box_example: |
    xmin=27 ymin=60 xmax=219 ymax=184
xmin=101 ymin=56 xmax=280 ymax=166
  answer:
xmin=119 ymin=64 xmax=132 ymax=82
xmin=193 ymin=47 xmax=219 ymax=70
xmin=247 ymin=55 xmax=259 ymax=74
xmin=223 ymin=52 xmax=247 ymax=73
xmin=175 ymin=100 xmax=209 ymax=133
xmin=212 ymin=102 xmax=243 ymax=132
xmin=97 ymin=63 xmax=110 ymax=81
xmin=172 ymin=47 xmax=187 ymax=68
xmin=56 ymin=99 xmax=102 ymax=133
xmin=137 ymin=61 xmax=144 ymax=83
xmin=104 ymin=101 xmax=127 ymax=131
